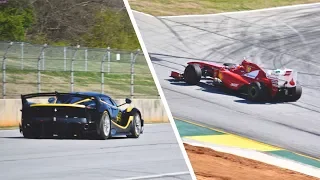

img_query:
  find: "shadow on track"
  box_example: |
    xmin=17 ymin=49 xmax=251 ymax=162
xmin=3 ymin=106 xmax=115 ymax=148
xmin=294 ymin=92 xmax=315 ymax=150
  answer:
xmin=166 ymin=79 xmax=286 ymax=105
xmin=0 ymin=135 xmax=131 ymax=141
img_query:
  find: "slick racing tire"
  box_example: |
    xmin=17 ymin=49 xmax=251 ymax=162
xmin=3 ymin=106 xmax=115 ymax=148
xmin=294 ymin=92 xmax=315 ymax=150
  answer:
xmin=23 ymin=130 xmax=35 ymax=139
xmin=97 ymin=111 xmax=112 ymax=140
xmin=127 ymin=113 xmax=142 ymax=138
xmin=287 ymin=85 xmax=302 ymax=102
xmin=247 ymin=82 xmax=266 ymax=102
xmin=184 ymin=64 xmax=202 ymax=85
xmin=22 ymin=126 xmax=40 ymax=139
xmin=223 ymin=63 xmax=237 ymax=68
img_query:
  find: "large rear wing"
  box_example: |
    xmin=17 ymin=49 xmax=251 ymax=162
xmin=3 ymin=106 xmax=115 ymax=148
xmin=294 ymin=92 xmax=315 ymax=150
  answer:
xmin=21 ymin=92 xmax=101 ymax=107
xmin=266 ymin=69 xmax=298 ymax=88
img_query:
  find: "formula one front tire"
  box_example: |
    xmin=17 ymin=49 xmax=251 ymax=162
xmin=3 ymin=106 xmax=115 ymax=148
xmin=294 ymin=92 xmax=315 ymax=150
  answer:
xmin=184 ymin=64 xmax=202 ymax=85
xmin=247 ymin=82 xmax=266 ymax=102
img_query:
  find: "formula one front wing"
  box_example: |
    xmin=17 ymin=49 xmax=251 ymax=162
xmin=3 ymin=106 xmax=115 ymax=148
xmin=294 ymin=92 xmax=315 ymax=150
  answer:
xmin=170 ymin=71 xmax=184 ymax=81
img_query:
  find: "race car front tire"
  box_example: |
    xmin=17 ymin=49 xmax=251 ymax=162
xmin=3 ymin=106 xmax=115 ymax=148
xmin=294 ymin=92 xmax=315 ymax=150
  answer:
xmin=247 ymin=82 xmax=267 ymax=102
xmin=184 ymin=64 xmax=202 ymax=85
xmin=126 ymin=113 xmax=142 ymax=138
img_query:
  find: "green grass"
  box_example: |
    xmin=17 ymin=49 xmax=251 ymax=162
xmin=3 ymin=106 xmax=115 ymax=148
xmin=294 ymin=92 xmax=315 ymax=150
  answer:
xmin=0 ymin=43 xmax=158 ymax=99
xmin=0 ymin=126 xmax=18 ymax=130
xmin=0 ymin=69 xmax=159 ymax=99
xmin=129 ymin=0 xmax=320 ymax=16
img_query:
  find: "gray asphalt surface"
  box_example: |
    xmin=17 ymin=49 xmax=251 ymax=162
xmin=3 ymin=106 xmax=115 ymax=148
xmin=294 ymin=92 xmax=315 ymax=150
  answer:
xmin=133 ymin=3 xmax=320 ymax=159
xmin=0 ymin=124 xmax=192 ymax=180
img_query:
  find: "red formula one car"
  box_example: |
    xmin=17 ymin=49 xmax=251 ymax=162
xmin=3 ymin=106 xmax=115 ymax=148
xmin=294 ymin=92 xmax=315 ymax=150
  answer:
xmin=170 ymin=59 xmax=302 ymax=102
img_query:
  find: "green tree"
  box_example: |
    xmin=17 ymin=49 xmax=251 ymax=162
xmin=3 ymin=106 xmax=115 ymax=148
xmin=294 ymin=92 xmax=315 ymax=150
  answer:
xmin=0 ymin=0 xmax=34 ymax=41
xmin=84 ymin=8 xmax=140 ymax=50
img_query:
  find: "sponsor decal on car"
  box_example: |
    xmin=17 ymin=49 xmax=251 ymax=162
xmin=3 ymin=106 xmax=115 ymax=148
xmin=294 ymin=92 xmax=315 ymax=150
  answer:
xmin=230 ymin=83 xmax=239 ymax=87
xmin=284 ymin=70 xmax=292 ymax=76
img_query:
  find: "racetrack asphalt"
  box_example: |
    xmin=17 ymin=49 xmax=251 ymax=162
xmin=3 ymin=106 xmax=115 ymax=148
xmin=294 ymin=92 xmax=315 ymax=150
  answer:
xmin=0 ymin=124 xmax=192 ymax=180
xmin=133 ymin=3 xmax=320 ymax=159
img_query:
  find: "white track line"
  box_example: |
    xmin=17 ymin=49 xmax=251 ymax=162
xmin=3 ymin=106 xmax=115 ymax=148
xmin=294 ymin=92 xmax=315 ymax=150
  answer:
xmin=132 ymin=10 xmax=155 ymax=18
xmin=123 ymin=1 xmax=197 ymax=180
xmin=112 ymin=171 xmax=191 ymax=180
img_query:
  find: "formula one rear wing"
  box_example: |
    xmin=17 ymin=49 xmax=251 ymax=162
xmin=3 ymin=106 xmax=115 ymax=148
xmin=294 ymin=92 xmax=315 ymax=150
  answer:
xmin=266 ymin=69 xmax=298 ymax=88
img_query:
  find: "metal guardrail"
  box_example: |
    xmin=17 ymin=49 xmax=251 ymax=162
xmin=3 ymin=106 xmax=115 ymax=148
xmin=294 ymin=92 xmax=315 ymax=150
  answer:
xmin=0 ymin=41 xmax=159 ymax=99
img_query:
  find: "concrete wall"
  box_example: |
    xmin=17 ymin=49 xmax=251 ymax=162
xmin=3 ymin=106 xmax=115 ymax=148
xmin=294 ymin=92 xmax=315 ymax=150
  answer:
xmin=0 ymin=99 xmax=169 ymax=127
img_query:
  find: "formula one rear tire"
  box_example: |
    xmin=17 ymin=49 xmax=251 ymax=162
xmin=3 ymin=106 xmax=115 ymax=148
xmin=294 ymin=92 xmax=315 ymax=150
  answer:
xmin=287 ymin=85 xmax=302 ymax=102
xmin=247 ymin=82 xmax=267 ymax=102
xmin=184 ymin=64 xmax=202 ymax=85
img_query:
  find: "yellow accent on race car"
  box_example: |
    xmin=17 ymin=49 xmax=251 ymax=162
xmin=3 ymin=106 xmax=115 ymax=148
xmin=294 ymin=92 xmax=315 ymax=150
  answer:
xmin=111 ymin=116 xmax=133 ymax=129
xmin=30 ymin=104 xmax=85 ymax=108
xmin=126 ymin=106 xmax=133 ymax=112
xmin=116 ymin=112 xmax=122 ymax=123
xmin=73 ymin=98 xmax=91 ymax=105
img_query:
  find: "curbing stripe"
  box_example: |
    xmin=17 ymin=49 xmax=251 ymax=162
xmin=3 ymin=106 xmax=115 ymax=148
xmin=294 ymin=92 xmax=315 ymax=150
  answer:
xmin=186 ymin=134 xmax=281 ymax=151
xmin=174 ymin=117 xmax=320 ymax=168
xmin=174 ymin=119 xmax=224 ymax=136
xmin=269 ymin=151 xmax=320 ymax=169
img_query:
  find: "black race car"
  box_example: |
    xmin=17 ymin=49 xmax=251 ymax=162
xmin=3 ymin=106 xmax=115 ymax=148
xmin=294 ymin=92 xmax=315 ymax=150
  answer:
xmin=19 ymin=91 xmax=144 ymax=140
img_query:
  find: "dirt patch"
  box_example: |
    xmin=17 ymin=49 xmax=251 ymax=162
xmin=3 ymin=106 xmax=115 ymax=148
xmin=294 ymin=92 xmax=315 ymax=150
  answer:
xmin=184 ymin=143 xmax=320 ymax=180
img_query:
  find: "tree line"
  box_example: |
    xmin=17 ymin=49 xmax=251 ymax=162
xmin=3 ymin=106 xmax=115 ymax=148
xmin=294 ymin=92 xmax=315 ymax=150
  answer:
xmin=0 ymin=0 xmax=140 ymax=50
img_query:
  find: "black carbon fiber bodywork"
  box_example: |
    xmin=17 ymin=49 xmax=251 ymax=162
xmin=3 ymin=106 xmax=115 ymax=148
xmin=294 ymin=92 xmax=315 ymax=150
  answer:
xmin=19 ymin=92 xmax=144 ymax=139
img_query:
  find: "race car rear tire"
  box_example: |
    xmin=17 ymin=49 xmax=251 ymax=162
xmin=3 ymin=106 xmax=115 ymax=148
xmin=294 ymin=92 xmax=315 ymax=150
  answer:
xmin=126 ymin=113 xmax=142 ymax=138
xmin=97 ymin=111 xmax=112 ymax=140
xmin=23 ymin=130 xmax=34 ymax=139
xmin=184 ymin=64 xmax=202 ymax=85
xmin=22 ymin=126 xmax=41 ymax=139
xmin=247 ymin=82 xmax=267 ymax=102
xmin=288 ymin=85 xmax=302 ymax=102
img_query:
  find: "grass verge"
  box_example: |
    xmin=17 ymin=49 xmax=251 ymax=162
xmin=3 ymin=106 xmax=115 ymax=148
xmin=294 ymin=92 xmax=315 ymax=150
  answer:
xmin=0 ymin=69 xmax=159 ymax=99
xmin=0 ymin=126 xmax=18 ymax=130
xmin=129 ymin=0 xmax=320 ymax=16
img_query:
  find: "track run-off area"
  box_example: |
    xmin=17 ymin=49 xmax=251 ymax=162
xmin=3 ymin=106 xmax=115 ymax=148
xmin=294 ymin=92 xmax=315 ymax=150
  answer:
xmin=132 ymin=2 xmax=320 ymax=173
xmin=0 ymin=124 xmax=192 ymax=180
